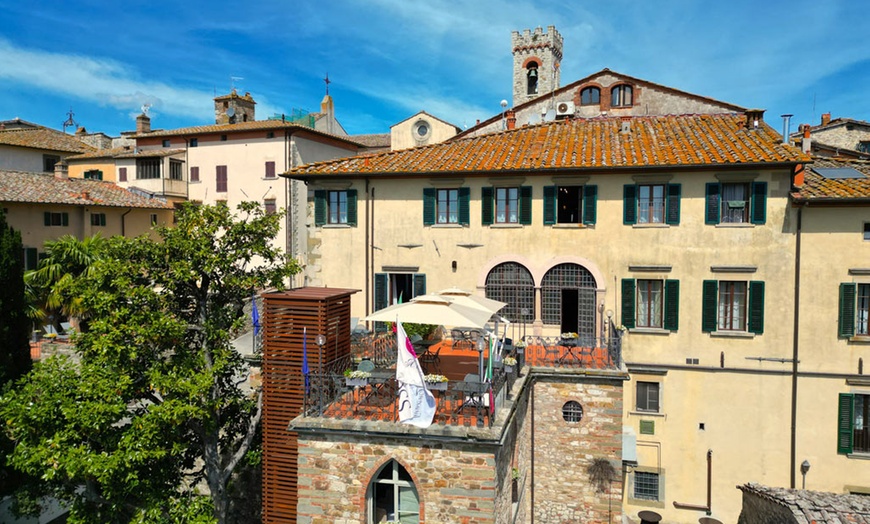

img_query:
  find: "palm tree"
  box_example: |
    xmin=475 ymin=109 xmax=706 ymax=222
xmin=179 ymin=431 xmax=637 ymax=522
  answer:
xmin=26 ymin=234 xmax=106 ymax=329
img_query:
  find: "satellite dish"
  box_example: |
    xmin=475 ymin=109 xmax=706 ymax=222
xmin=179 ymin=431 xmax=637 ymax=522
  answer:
xmin=544 ymin=108 xmax=556 ymax=122
xmin=226 ymin=107 xmax=236 ymax=117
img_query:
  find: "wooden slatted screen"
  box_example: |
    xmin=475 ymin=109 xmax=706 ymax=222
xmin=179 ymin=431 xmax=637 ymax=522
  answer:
xmin=261 ymin=287 xmax=357 ymax=523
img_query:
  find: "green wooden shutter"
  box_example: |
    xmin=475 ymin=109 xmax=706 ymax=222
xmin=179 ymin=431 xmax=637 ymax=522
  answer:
xmin=346 ymin=189 xmax=358 ymax=226
xmin=519 ymin=186 xmax=532 ymax=225
xmin=705 ymin=183 xmax=720 ymax=225
xmin=481 ymin=186 xmax=494 ymax=226
xmin=838 ymin=393 xmax=855 ymax=455
xmin=666 ymin=183 xmax=681 ymax=225
xmin=423 ymin=188 xmax=436 ymax=226
xmin=623 ymin=185 xmax=637 ymax=225
xmin=664 ymin=279 xmax=680 ymax=331
xmin=702 ymin=280 xmax=718 ymax=332
xmin=61 ymin=213 xmax=69 ymax=227
xmin=839 ymin=283 xmax=857 ymax=337
xmin=44 ymin=212 xmax=50 ymax=226
xmin=583 ymin=185 xmax=597 ymax=225
xmin=412 ymin=273 xmax=426 ymax=298
xmin=314 ymin=189 xmax=326 ymax=226
xmin=374 ymin=273 xmax=389 ymax=312
xmin=543 ymin=186 xmax=557 ymax=225
xmin=751 ymin=181 xmax=767 ymax=224
xmin=748 ymin=281 xmax=765 ymax=334
xmin=621 ymin=279 xmax=636 ymax=329
xmin=458 ymin=187 xmax=470 ymax=226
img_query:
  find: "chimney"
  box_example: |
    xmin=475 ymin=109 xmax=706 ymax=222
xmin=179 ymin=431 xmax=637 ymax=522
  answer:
xmin=821 ymin=112 xmax=831 ymax=126
xmin=136 ymin=113 xmax=151 ymax=134
xmin=801 ymin=124 xmax=812 ymax=154
xmin=506 ymin=110 xmax=517 ymax=130
xmin=620 ymin=116 xmax=631 ymax=134
xmin=780 ymin=114 xmax=792 ymax=145
xmin=320 ymin=94 xmax=335 ymax=135
xmin=745 ymin=109 xmax=764 ymax=129
xmin=54 ymin=160 xmax=68 ymax=179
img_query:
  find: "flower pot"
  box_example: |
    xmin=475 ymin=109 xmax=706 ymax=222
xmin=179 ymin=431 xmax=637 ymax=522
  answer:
xmin=504 ymin=365 xmax=514 ymax=373
xmin=346 ymin=378 xmax=368 ymax=387
xmin=427 ymin=382 xmax=448 ymax=391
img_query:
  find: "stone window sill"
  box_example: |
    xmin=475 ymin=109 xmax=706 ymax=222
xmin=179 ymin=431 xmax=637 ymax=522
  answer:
xmin=629 ymin=327 xmax=671 ymax=335
xmin=709 ymin=330 xmax=755 ymax=339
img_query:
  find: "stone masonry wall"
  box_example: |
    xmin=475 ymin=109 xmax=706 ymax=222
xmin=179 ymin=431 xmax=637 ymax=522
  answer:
xmin=296 ymin=434 xmax=500 ymax=524
xmin=812 ymin=125 xmax=870 ymax=151
xmin=736 ymin=491 xmax=797 ymax=524
xmin=530 ymin=376 xmax=624 ymax=523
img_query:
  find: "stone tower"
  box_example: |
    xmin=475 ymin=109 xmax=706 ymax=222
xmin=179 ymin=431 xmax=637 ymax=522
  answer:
xmin=214 ymin=89 xmax=256 ymax=125
xmin=511 ymin=26 xmax=563 ymax=107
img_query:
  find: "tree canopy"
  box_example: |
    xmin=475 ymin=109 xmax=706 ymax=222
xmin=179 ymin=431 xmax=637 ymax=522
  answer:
xmin=0 ymin=209 xmax=32 ymax=497
xmin=1 ymin=202 xmax=298 ymax=523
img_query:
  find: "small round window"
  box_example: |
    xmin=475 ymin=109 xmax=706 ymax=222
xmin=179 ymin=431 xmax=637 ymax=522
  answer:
xmin=414 ymin=120 xmax=430 ymax=141
xmin=562 ymin=401 xmax=584 ymax=422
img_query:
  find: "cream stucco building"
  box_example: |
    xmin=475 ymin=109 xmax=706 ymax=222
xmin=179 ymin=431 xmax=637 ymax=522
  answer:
xmin=283 ymin=106 xmax=870 ymax=523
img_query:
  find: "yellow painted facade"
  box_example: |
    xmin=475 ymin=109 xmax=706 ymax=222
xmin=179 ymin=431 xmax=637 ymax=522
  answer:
xmin=297 ymin=163 xmax=870 ymax=522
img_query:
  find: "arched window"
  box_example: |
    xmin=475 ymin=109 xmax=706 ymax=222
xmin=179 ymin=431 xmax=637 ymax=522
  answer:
xmin=611 ymin=85 xmax=633 ymax=107
xmin=368 ymin=460 xmax=420 ymax=524
xmin=485 ymin=262 xmax=535 ymax=323
xmin=526 ymin=62 xmax=539 ymax=95
xmin=580 ymin=86 xmax=600 ymax=105
xmin=541 ymin=263 xmax=597 ymax=335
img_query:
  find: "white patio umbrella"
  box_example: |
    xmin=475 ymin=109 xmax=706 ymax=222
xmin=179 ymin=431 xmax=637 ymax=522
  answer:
xmin=363 ymin=294 xmax=493 ymax=329
xmin=436 ymin=287 xmax=506 ymax=315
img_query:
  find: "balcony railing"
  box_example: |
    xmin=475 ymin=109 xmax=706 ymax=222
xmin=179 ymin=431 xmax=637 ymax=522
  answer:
xmin=516 ymin=333 xmax=623 ymax=370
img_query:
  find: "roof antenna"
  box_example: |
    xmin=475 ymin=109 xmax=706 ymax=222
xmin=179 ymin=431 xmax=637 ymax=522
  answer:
xmin=230 ymin=76 xmax=244 ymax=93
xmin=62 ymin=108 xmax=77 ymax=134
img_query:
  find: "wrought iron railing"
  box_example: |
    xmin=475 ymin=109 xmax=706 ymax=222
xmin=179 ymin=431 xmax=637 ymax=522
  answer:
xmin=518 ymin=333 xmax=622 ymax=370
xmin=301 ymin=355 xmax=516 ymax=428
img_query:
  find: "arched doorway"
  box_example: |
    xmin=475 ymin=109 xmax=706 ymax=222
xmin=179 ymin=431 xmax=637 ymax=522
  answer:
xmin=484 ymin=262 xmax=535 ymax=323
xmin=541 ymin=263 xmax=597 ymax=336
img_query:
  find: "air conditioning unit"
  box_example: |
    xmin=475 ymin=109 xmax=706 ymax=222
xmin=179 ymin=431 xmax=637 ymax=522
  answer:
xmin=556 ymin=101 xmax=575 ymax=116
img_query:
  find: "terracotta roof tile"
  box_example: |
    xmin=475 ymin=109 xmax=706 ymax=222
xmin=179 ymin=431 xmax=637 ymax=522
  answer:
xmin=66 ymin=146 xmax=186 ymax=161
xmin=288 ymin=113 xmax=807 ymax=178
xmin=793 ymin=158 xmax=870 ymax=202
xmin=739 ymin=483 xmax=870 ymax=523
xmin=0 ymin=170 xmax=174 ymax=209
xmin=134 ymin=119 xmax=361 ymax=148
xmin=0 ymin=128 xmax=95 ymax=154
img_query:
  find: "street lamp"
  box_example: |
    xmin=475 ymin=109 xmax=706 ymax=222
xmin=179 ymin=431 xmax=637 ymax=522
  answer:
xmin=314 ymin=334 xmax=326 ymax=416
xmin=800 ymin=460 xmax=810 ymax=489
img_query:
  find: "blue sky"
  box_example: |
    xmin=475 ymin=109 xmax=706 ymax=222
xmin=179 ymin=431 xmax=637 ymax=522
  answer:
xmin=1 ymin=0 xmax=868 ymax=138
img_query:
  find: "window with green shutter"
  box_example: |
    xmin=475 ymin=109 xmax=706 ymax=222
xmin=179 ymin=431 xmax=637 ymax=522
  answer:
xmin=519 ymin=186 xmax=532 ymax=225
xmin=43 ymin=211 xmax=68 ymax=227
xmin=701 ymin=280 xmax=719 ymax=332
xmin=314 ymin=190 xmax=357 ymax=226
xmin=702 ymin=279 xmax=763 ymax=333
xmin=314 ymin=190 xmax=327 ymax=226
xmin=839 ymin=283 xmax=870 ymax=337
xmin=623 ymin=278 xmax=679 ymax=331
xmin=542 ymin=185 xmax=597 ymax=225
xmin=481 ymin=186 xmax=493 ymax=225
xmin=706 ymin=181 xmax=767 ymax=225
xmin=747 ymin=281 xmax=765 ymax=334
xmin=624 ymin=183 xmax=680 ymax=225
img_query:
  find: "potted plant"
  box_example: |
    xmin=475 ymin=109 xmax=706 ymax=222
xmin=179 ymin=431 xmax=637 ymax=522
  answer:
xmin=345 ymin=369 xmax=371 ymax=387
xmin=514 ymin=340 xmax=525 ymax=354
xmin=424 ymin=374 xmax=449 ymax=390
xmin=503 ymin=356 xmax=517 ymax=373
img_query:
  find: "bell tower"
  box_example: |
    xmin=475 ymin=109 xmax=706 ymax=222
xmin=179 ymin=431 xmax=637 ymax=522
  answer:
xmin=511 ymin=26 xmax=563 ymax=107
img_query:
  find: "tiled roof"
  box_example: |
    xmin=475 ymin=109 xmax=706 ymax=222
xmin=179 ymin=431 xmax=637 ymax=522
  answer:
xmin=792 ymin=158 xmax=870 ymax=202
xmin=738 ymin=483 xmax=870 ymax=524
xmin=66 ymin=146 xmax=186 ymax=161
xmin=0 ymin=170 xmax=173 ymax=209
xmin=391 ymin=111 xmax=461 ymax=132
xmin=808 ymin=117 xmax=870 ymax=133
xmin=133 ymin=119 xmax=360 ymax=147
xmin=287 ymin=113 xmax=807 ymax=178
xmin=0 ymin=128 xmax=95 ymax=153
xmin=350 ymin=133 xmax=391 ymax=149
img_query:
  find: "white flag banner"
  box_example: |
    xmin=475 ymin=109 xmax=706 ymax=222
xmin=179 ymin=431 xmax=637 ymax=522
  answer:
xmin=396 ymin=320 xmax=436 ymax=428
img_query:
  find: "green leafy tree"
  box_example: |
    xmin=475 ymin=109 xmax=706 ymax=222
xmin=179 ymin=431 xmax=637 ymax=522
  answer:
xmin=0 ymin=209 xmax=32 ymax=496
xmin=1 ymin=202 xmax=298 ymax=523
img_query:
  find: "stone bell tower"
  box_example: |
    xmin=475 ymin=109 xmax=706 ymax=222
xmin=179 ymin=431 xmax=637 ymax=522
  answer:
xmin=511 ymin=25 xmax=563 ymax=107
xmin=214 ymin=89 xmax=256 ymax=125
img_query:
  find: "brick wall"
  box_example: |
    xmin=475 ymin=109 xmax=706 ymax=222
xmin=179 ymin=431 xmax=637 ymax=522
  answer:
xmin=527 ymin=376 xmax=625 ymax=523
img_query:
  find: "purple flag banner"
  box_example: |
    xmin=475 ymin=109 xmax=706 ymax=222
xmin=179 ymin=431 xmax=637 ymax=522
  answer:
xmin=396 ymin=320 xmax=435 ymax=428
xmin=302 ymin=327 xmax=310 ymax=394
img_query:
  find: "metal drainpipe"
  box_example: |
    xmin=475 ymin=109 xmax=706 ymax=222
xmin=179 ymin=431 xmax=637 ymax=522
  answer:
xmin=120 ymin=208 xmax=132 ymax=237
xmin=365 ymin=178 xmax=371 ymax=322
xmin=790 ymin=202 xmax=804 ymax=488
